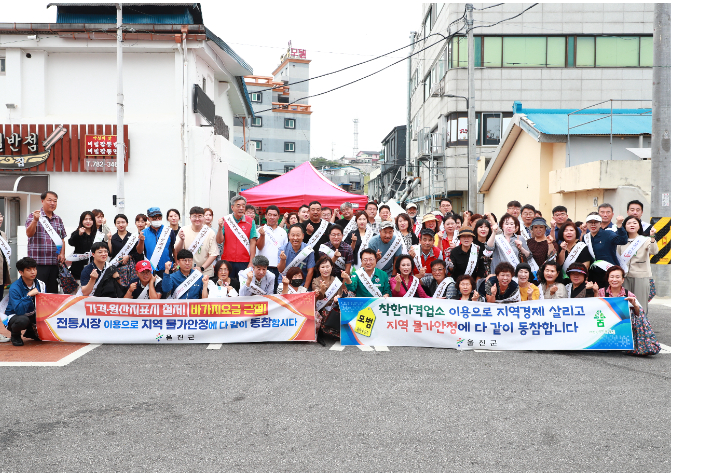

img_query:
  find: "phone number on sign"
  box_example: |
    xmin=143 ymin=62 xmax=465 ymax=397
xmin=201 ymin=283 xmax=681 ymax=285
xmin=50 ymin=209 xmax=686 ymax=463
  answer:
xmin=84 ymin=159 xmax=119 ymax=171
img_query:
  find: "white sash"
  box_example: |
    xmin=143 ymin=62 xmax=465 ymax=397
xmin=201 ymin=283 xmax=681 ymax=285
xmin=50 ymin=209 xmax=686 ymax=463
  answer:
xmin=319 ymin=244 xmax=335 ymax=259
xmin=450 ymin=230 xmax=459 ymax=248
xmin=137 ymin=275 xmax=161 ymax=300
xmin=93 ymin=229 xmax=105 ymax=244
xmin=528 ymin=253 xmax=540 ymax=275
xmin=169 ymin=270 xmax=202 ymax=299
xmin=316 ymin=278 xmax=342 ymax=311
xmin=188 ymin=225 xmax=211 ymax=254
xmin=148 ymin=226 xmax=171 ymax=269
xmin=583 ymin=233 xmax=596 ymax=260
xmin=356 ymin=226 xmax=373 ymax=267
xmin=109 ymin=234 xmax=139 ymax=267
xmin=281 ymin=245 xmax=314 ymax=278
xmin=376 ymin=237 xmax=402 ymax=270
xmin=498 ymin=286 xmax=521 ymax=303
xmin=39 ymin=216 xmax=63 ymax=251
xmin=411 ymin=245 xmax=423 ymax=273
xmin=263 ymin=225 xmax=281 ymax=248
xmin=464 ymin=245 xmax=479 ymax=276
xmin=226 ymin=215 xmax=251 ymax=253
xmin=66 ymin=252 xmax=91 ymax=262
xmin=402 ymin=276 xmax=420 ymax=298
xmin=618 ymin=236 xmax=648 ymax=273
xmin=413 ymin=220 xmax=421 ymax=238
xmin=304 ymin=220 xmax=329 ymax=250
xmin=355 ymin=267 xmax=382 ymax=297
xmin=341 ymin=217 xmax=357 ymax=236
xmin=641 ymin=221 xmax=651 ymax=233
xmin=89 ymin=264 xmax=108 ymax=296
xmin=287 ymin=285 xmax=297 ymax=295
xmin=518 ymin=216 xmax=530 ymax=240
xmin=583 ymin=233 xmax=613 ymax=271
xmin=433 ymin=277 xmax=454 ymax=298
xmin=495 ymin=234 xmax=520 ymax=267
xmin=0 ymin=234 xmax=10 ymax=263
xmin=238 ymin=269 xmax=269 ymax=296
xmin=563 ymin=241 xmax=586 ymax=273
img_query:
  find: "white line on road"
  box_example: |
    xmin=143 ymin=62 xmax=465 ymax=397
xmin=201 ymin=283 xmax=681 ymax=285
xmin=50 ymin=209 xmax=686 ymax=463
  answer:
xmin=473 ymin=349 xmax=503 ymax=353
xmin=659 ymin=343 xmax=671 ymax=354
xmin=206 ymin=344 xmax=222 ymax=350
xmin=0 ymin=343 xmax=102 ymax=367
xmin=374 ymin=346 xmax=390 ymax=351
xmin=329 ymin=341 xmax=345 ymax=351
xmin=356 ymin=345 xmax=374 ymax=351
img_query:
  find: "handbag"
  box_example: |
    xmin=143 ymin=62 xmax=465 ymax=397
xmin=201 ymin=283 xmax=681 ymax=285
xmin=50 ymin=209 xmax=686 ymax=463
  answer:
xmin=648 ymin=278 xmax=656 ymax=302
xmin=117 ymin=257 xmax=137 ymax=287
xmin=58 ymin=264 xmax=79 ymax=295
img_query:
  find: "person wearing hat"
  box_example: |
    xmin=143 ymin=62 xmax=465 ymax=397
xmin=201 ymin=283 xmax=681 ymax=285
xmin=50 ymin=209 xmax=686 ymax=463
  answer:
xmin=556 ymin=220 xmax=593 ymax=281
xmin=143 ymin=206 xmax=177 ymax=278
xmin=565 ymin=263 xmax=598 ymax=299
xmin=364 ymin=220 xmax=402 ymax=277
xmin=405 ymin=203 xmax=420 ymax=236
xmin=124 ymin=260 xmax=164 ymax=299
xmin=238 ymin=255 xmax=275 ymax=296
xmin=421 ymin=213 xmax=441 ymax=248
xmin=420 ymin=259 xmax=457 ymax=299
xmin=583 ymin=211 xmax=628 ymax=288
xmin=448 ymin=226 xmax=485 ymax=283
xmin=408 ymin=227 xmax=441 ymax=276
xmin=516 ymin=262 xmax=539 ymax=301
xmin=525 ymin=216 xmax=559 ymax=280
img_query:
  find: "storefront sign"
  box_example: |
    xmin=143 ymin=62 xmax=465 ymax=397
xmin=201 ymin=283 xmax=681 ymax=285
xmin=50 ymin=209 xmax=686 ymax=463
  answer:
xmin=85 ymin=134 xmax=118 ymax=157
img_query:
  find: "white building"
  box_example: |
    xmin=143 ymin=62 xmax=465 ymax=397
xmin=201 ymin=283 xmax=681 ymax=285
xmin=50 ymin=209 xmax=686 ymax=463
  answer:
xmin=0 ymin=3 xmax=257 ymax=266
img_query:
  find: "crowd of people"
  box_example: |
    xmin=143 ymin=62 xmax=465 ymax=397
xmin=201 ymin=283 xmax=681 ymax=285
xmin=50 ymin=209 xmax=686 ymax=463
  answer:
xmin=0 ymin=191 xmax=660 ymax=355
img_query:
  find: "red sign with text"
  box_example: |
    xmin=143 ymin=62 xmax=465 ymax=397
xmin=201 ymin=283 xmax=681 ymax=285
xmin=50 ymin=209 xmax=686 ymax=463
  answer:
xmin=85 ymin=135 xmax=118 ymax=157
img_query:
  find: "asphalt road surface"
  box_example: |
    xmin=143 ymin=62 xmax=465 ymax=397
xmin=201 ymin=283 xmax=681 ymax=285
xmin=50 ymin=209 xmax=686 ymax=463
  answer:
xmin=2 ymin=303 xmax=671 ymax=472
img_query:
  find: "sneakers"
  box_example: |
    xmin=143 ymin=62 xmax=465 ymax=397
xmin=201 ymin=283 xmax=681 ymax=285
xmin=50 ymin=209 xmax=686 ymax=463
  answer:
xmin=23 ymin=328 xmax=41 ymax=341
xmin=11 ymin=333 xmax=24 ymax=346
xmin=0 ymin=333 xmax=10 ymax=343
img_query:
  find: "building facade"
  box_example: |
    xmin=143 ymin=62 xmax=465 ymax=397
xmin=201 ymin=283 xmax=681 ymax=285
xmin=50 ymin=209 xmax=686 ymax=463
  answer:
xmin=407 ymin=3 xmax=655 ymax=214
xmin=242 ymin=50 xmax=312 ymax=175
xmin=319 ymin=166 xmax=365 ymax=195
xmin=377 ymin=125 xmax=407 ymax=202
xmin=0 ymin=3 xmax=256 ymax=269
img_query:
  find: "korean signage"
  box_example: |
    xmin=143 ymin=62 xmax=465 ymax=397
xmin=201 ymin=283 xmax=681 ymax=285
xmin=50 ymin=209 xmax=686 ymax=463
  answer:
xmin=36 ymin=293 xmax=315 ymax=344
xmin=340 ymin=297 xmax=634 ymax=350
xmin=291 ymin=48 xmax=307 ymax=59
xmin=85 ymin=134 xmax=118 ymax=157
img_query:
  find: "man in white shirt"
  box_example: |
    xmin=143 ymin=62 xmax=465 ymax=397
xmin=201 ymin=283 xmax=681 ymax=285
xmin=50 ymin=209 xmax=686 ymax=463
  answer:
xmin=627 ymin=200 xmax=652 ymax=236
xmin=239 ymin=255 xmax=275 ymax=296
xmin=366 ymin=201 xmax=379 ymax=233
xmin=174 ymin=206 xmax=219 ymax=277
xmin=256 ymin=205 xmax=288 ymax=293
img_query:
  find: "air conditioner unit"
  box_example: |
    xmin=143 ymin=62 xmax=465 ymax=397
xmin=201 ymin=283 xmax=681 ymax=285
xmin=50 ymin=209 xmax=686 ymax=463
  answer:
xmin=431 ymin=81 xmax=444 ymax=97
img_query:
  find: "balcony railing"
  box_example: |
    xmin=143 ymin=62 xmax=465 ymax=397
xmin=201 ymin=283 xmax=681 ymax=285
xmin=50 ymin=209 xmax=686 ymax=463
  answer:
xmin=244 ymin=75 xmax=289 ymax=95
xmin=271 ymin=103 xmax=312 ymax=114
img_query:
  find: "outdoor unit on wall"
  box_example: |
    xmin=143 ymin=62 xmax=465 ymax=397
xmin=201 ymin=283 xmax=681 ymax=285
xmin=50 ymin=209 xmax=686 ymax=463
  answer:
xmin=193 ymin=84 xmax=215 ymax=125
xmin=431 ymin=81 xmax=444 ymax=97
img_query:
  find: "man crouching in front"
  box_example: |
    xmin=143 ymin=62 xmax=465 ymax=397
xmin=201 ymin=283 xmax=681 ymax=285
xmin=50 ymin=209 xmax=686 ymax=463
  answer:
xmin=2 ymin=257 xmax=45 ymax=346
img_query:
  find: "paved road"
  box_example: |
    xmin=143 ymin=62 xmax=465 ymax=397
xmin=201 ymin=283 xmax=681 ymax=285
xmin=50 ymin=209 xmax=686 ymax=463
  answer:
xmin=1 ymin=305 xmax=671 ymax=472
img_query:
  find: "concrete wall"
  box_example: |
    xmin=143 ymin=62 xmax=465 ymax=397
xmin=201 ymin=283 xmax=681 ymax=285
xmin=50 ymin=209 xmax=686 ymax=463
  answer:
xmin=568 ymin=135 xmax=652 ymax=166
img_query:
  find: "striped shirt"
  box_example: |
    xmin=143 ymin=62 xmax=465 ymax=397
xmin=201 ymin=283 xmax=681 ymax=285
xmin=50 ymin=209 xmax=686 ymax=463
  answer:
xmin=25 ymin=210 xmax=66 ymax=265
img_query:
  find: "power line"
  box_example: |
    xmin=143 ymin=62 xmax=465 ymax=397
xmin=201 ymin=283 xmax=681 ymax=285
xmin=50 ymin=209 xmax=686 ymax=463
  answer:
xmin=470 ymin=3 xmax=539 ymax=30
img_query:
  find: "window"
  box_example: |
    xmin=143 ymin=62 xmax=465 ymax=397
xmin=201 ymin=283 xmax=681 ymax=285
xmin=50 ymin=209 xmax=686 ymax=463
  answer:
xmin=284 ymin=165 xmax=295 ymax=172
xmin=482 ymin=113 xmax=502 ymax=145
xmin=254 ymin=140 xmax=262 ymax=151
xmin=503 ymin=37 xmax=545 ymax=67
xmin=424 ymin=9 xmax=431 ymax=39
xmin=576 ymin=37 xmax=595 ymax=67
xmin=484 ymin=37 xmax=502 ymax=67
xmin=640 ymin=36 xmax=653 ymax=67
xmin=284 ymin=142 xmax=295 ymax=152
xmin=284 ymin=118 xmax=296 ymax=129
xmin=423 ymin=74 xmax=431 ymax=99
xmin=447 ymin=112 xmax=512 ymax=146
xmin=447 ymin=113 xmax=468 ymax=145
xmin=202 ymin=77 xmax=206 ymax=91
xmin=1 ymin=57 xmax=6 ymax=74
xmin=449 ymin=36 xmax=469 ymax=68
xmin=546 ymin=37 xmax=566 ymax=67
xmin=252 ymin=116 xmax=262 ymax=127
xmin=596 ymin=36 xmax=639 ymax=67
xmin=250 ymin=92 xmax=262 ymax=103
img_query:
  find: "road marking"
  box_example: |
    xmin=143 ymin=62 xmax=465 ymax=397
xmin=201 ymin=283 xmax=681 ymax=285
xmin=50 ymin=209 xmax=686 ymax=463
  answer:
xmin=374 ymin=346 xmax=390 ymax=351
xmin=206 ymin=344 xmax=222 ymax=350
xmin=356 ymin=345 xmax=374 ymax=351
xmin=0 ymin=343 xmax=102 ymax=367
xmin=329 ymin=341 xmax=346 ymax=351
xmin=473 ymin=349 xmax=502 ymax=352
xmin=659 ymin=343 xmax=671 ymax=354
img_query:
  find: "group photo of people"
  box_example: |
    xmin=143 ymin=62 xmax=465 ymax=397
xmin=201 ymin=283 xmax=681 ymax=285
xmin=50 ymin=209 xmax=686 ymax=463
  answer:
xmin=0 ymin=191 xmax=660 ymax=355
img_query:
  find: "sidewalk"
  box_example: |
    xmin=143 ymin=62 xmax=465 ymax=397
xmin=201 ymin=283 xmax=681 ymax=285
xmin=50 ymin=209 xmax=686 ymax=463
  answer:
xmin=649 ymin=297 xmax=671 ymax=308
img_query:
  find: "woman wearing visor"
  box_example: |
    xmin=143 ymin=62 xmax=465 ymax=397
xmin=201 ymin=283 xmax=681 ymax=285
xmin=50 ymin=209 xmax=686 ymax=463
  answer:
xmin=582 ymin=212 xmax=628 ymax=288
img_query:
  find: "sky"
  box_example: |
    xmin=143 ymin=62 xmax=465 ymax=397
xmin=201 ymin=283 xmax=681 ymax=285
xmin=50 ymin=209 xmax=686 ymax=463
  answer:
xmin=3 ymin=0 xmax=424 ymax=160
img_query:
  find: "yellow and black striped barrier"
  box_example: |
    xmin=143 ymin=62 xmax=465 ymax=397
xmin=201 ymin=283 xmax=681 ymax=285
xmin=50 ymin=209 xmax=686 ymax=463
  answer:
xmin=650 ymin=217 xmax=670 ymax=264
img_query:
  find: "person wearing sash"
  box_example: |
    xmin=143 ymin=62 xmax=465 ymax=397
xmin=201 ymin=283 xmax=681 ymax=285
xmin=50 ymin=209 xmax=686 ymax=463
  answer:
xmin=584 ymin=212 xmax=628 ymax=289
xmin=597 ymin=203 xmax=617 ymax=232
xmin=537 ymin=261 xmax=567 ymax=299
xmin=175 ymin=206 xmax=219 ymax=279
xmin=334 ymin=202 xmax=355 ymax=234
xmin=549 ymin=205 xmax=574 ymax=243
xmin=238 ymin=256 xmax=275 ymax=296
xmin=25 ymin=191 xmax=66 ymax=294
xmin=346 ymin=211 xmax=371 ymax=269
xmin=556 ymin=220 xmax=593 ymax=281
xmin=420 ymin=259 xmax=457 ymax=299
xmin=482 ymin=262 xmax=520 ymax=303
xmin=598 ymin=266 xmax=660 ymax=356
xmin=486 ymin=213 xmax=530 ymax=275
xmin=216 ymin=196 xmax=258 ymax=288
xmin=564 ymin=263 xmax=598 ymax=299
xmin=626 ymin=200 xmax=653 ymax=236
xmin=449 ymin=227 xmax=485 ymax=283
xmin=110 ymin=213 xmax=144 ymax=286
xmin=161 ymin=249 xmax=205 ymax=300
xmin=277 ymin=225 xmax=315 ymax=289
xmin=342 ymin=248 xmax=391 ymax=297
xmin=405 ymin=203 xmax=420 ymax=236
xmin=421 ymin=213 xmax=440 ymax=248
xmin=299 ymin=201 xmax=333 ymax=261
xmin=80 ymin=242 xmax=111 ymax=296
xmin=408 ymin=228 xmax=441 ymax=276
xmin=390 ymin=255 xmax=429 ymax=298
xmin=506 ymin=201 xmax=522 ymax=235
xmin=312 ymin=255 xmax=345 ymax=340
xmin=204 ymin=261 xmax=238 ymax=298
xmin=516 ymin=263 xmax=539 ymax=301
xmin=67 ymin=211 xmax=98 ymax=282
xmin=91 ymin=209 xmax=113 ymax=248
xmin=255 ymin=205 xmax=288 ymax=292
xmin=439 ymin=214 xmax=460 ymax=265
xmin=473 ymin=218 xmax=494 ymax=277
xmin=297 ymin=205 xmax=309 ymax=224
xmin=125 ymin=260 xmax=164 ymax=299
xmin=525 ymin=217 xmax=559 ymax=282
xmin=616 ymin=216 xmax=657 ymax=314
xmin=321 ymin=207 xmax=333 ymax=223
xmin=0 ymin=212 xmax=11 ymax=304
xmin=322 ymin=225 xmax=354 ymax=278
xmin=395 ymin=213 xmax=418 ymax=251
xmin=519 ymin=204 xmax=536 ymax=239
xmin=281 ymin=266 xmax=309 ymax=294
xmin=365 ymin=202 xmax=379 ymax=233
xmin=167 ymin=208 xmax=182 ymax=239
xmin=133 ymin=214 xmax=149 ymax=260
xmin=366 ymin=221 xmax=402 ymax=278
xmin=143 ymin=207 xmax=177 ymax=279
xmin=3 ymin=257 xmax=45 ymax=346
xmin=456 ymin=275 xmax=479 ymax=301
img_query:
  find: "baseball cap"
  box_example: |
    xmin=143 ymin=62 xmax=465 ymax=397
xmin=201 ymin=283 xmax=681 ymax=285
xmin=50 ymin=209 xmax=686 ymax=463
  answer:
xmin=379 ymin=220 xmax=395 ymax=229
xmin=586 ymin=214 xmax=602 ymax=223
xmin=420 ymin=228 xmax=436 ymax=238
xmin=432 ymin=210 xmax=443 ymax=217
xmin=406 ymin=203 xmax=417 ymax=210
xmin=135 ymin=260 xmax=152 ymax=272
xmin=147 ymin=207 xmax=162 ymax=217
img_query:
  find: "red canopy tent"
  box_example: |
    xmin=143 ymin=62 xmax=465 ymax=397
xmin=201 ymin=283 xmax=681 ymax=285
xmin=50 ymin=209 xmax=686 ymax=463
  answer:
xmin=240 ymin=162 xmax=369 ymax=212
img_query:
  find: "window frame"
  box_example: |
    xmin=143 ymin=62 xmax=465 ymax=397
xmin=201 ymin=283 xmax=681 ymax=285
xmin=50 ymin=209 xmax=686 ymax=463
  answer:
xmin=252 ymin=116 xmax=262 ymax=127
xmin=284 ymin=118 xmax=296 ymax=129
xmin=0 ymin=57 xmax=6 ymax=75
xmin=254 ymin=140 xmax=262 ymax=151
xmin=284 ymin=141 xmax=295 ymax=152
xmin=250 ymin=92 xmax=262 ymax=103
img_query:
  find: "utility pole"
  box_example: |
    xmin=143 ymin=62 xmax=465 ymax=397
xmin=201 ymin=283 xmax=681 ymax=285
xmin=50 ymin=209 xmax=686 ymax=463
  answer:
xmin=650 ymin=3 xmax=671 ymax=296
xmin=406 ymin=31 xmax=416 ymax=178
xmin=465 ymin=4 xmax=480 ymax=214
xmin=115 ymin=3 xmax=125 ymax=213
